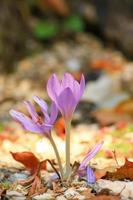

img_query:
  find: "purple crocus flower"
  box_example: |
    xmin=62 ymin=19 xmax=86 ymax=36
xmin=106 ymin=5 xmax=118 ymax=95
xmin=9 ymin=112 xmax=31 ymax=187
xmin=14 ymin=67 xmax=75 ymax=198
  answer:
xmin=78 ymin=141 xmax=103 ymax=184
xmin=9 ymin=96 xmax=58 ymax=136
xmin=47 ymin=73 xmax=85 ymax=120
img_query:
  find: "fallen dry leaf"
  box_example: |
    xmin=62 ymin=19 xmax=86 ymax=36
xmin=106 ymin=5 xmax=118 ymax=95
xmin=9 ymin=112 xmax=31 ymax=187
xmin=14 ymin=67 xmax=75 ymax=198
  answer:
xmin=115 ymin=99 xmax=133 ymax=116
xmin=95 ymin=169 xmax=107 ymax=180
xmin=28 ymin=176 xmax=42 ymax=196
xmin=10 ymin=151 xmax=40 ymax=174
xmin=90 ymin=59 xmax=123 ymax=74
xmin=89 ymin=195 xmax=120 ymax=200
xmin=104 ymin=158 xmax=133 ymax=180
xmin=80 ymin=188 xmax=94 ymax=199
xmin=11 ymin=151 xmax=47 ymax=195
xmin=92 ymin=109 xmax=132 ymax=126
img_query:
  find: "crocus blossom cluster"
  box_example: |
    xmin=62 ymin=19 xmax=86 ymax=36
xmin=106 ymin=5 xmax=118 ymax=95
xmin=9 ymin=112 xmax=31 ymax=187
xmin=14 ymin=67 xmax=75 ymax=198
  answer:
xmin=10 ymin=72 xmax=103 ymax=183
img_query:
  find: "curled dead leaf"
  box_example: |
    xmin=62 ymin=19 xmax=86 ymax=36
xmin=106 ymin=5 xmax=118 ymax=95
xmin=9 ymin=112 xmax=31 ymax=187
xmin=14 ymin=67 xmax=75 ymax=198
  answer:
xmin=89 ymin=195 xmax=120 ymax=200
xmin=10 ymin=151 xmax=39 ymax=174
xmin=103 ymin=158 xmax=133 ymax=180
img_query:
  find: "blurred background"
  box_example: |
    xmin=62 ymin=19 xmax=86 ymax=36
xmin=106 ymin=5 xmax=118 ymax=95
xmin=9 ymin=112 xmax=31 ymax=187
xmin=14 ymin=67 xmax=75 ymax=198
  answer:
xmin=0 ymin=0 xmax=133 ymax=125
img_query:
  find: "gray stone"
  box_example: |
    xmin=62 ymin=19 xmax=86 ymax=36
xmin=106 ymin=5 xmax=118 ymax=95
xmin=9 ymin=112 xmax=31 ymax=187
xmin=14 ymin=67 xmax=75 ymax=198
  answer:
xmin=33 ymin=193 xmax=55 ymax=200
xmin=97 ymin=179 xmax=133 ymax=199
xmin=6 ymin=191 xmax=26 ymax=200
xmin=56 ymin=195 xmax=67 ymax=200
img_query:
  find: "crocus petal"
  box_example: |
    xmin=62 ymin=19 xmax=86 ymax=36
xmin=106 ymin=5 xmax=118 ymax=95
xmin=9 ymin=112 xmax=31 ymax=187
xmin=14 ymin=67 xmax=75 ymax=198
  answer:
xmin=78 ymin=167 xmax=86 ymax=177
xmin=24 ymin=101 xmax=38 ymax=122
xmin=79 ymin=74 xmax=85 ymax=98
xmin=57 ymin=87 xmax=77 ymax=119
xmin=9 ymin=110 xmax=41 ymax=133
xmin=73 ymin=80 xmax=80 ymax=101
xmin=50 ymin=102 xmax=58 ymax=124
xmin=33 ymin=96 xmax=48 ymax=112
xmin=40 ymin=123 xmax=53 ymax=134
xmin=33 ymin=96 xmax=50 ymax=122
xmin=47 ymin=74 xmax=61 ymax=102
xmin=87 ymin=166 xmax=96 ymax=184
xmin=79 ymin=141 xmax=103 ymax=169
xmin=61 ymin=73 xmax=74 ymax=89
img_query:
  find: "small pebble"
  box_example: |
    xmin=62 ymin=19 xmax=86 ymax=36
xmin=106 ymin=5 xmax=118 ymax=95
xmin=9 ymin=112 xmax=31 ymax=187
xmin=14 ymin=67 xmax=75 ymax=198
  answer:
xmin=8 ymin=172 xmax=29 ymax=182
xmin=33 ymin=193 xmax=55 ymax=200
xmin=64 ymin=188 xmax=80 ymax=199
xmin=56 ymin=195 xmax=67 ymax=200
xmin=6 ymin=191 xmax=26 ymax=200
xmin=97 ymin=179 xmax=133 ymax=199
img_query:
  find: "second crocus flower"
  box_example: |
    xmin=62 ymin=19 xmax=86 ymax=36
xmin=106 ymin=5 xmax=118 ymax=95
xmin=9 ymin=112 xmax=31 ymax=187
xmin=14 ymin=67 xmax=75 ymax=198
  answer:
xmin=10 ymin=96 xmax=64 ymax=179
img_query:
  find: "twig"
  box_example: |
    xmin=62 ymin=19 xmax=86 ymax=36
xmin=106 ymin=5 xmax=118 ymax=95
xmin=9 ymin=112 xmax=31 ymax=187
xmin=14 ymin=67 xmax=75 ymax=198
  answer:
xmin=44 ymin=159 xmax=61 ymax=180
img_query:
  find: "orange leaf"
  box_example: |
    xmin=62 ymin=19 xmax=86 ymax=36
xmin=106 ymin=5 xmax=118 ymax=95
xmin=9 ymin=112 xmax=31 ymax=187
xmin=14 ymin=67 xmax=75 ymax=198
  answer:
xmin=10 ymin=151 xmax=39 ymax=174
xmin=11 ymin=152 xmax=48 ymax=196
xmin=38 ymin=0 xmax=69 ymax=16
xmin=54 ymin=117 xmax=65 ymax=139
xmin=90 ymin=59 xmax=123 ymax=73
xmin=104 ymin=158 xmax=133 ymax=180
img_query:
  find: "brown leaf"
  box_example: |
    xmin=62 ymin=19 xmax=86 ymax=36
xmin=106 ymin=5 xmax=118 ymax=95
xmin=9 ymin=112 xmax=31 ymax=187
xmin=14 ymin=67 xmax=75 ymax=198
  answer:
xmin=95 ymin=169 xmax=107 ymax=180
xmin=89 ymin=195 xmax=120 ymax=200
xmin=104 ymin=158 xmax=133 ymax=180
xmin=80 ymin=188 xmax=94 ymax=199
xmin=11 ymin=152 xmax=47 ymax=196
xmin=115 ymin=99 xmax=133 ymax=116
xmin=28 ymin=176 xmax=42 ymax=196
xmin=10 ymin=151 xmax=39 ymax=174
xmin=92 ymin=110 xmax=132 ymax=126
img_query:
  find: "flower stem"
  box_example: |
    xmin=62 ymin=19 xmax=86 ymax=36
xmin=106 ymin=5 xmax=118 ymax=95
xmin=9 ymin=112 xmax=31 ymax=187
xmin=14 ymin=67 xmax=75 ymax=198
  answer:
xmin=65 ymin=119 xmax=71 ymax=178
xmin=48 ymin=135 xmax=64 ymax=179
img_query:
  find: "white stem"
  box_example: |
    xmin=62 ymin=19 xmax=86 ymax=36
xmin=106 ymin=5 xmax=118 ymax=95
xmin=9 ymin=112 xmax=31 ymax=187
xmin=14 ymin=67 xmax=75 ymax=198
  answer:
xmin=49 ymin=135 xmax=64 ymax=179
xmin=65 ymin=120 xmax=71 ymax=178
